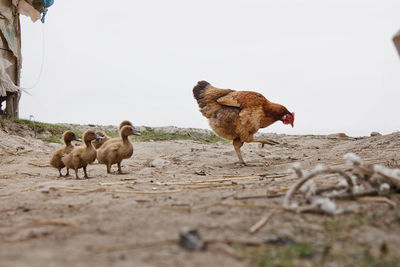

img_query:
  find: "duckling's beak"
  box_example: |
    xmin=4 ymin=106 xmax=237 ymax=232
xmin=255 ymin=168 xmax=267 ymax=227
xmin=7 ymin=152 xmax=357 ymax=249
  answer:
xmin=75 ymin=137 xmax=82 ymax=142
xmin=95 ymin=134 xmax=104 ymax=141
xmin=133 ymin=127 xmax=141 ymax=136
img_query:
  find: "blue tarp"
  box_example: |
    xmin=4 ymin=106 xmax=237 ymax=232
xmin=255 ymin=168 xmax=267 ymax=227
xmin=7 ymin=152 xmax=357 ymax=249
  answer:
xmin=44 ymin=0 xmax=54 ymax=8
xmin=41 ymin=0 xmax=55 ymax=23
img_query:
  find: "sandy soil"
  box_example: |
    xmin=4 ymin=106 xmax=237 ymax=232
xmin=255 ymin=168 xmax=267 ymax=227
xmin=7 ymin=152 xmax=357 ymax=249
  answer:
xmin=1 ymin=125 xmax=400 ymax=267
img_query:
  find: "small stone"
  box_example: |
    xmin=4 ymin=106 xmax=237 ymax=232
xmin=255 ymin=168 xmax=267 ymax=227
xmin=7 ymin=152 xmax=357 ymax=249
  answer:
xmin=149 ymin=158 xmax=170 ymax=168
xmin=179 ymin=227 xmax=207 ymax=251
xmin=194 ymin=170 xmax=206 ymax=176
xmin=264 ymin=234 xmax=296 ymax=246
xmin=370 ymin=131 xmax=382 ymax=137
xmin=327 ymin=133 xmax=349 ymax=139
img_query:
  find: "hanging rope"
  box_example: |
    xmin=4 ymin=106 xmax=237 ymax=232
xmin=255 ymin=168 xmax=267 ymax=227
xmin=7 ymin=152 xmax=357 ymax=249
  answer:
xmin=22 ymin=22 xmax=46 ymax=93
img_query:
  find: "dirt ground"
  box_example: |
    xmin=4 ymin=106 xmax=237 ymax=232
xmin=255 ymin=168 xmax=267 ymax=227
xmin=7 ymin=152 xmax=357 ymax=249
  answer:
xmin=1 ymin=124 xmax=400 ymax=267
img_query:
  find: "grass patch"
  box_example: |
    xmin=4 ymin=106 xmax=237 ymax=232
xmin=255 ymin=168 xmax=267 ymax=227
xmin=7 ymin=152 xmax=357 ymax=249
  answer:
xmin=1 ymin=117 xmax=226 ymax=144
xmin=105 ymin=127 xmax=225 ymax=143
xmin=9 ymin=118 xmax=71 ymax=136
xmin=242 ymin=242 xmax=318 ymax=267
xmin=322 ymin=218 xmax=343 ymax=231
xmin=127 ymin=127 xmax=226 ymax=143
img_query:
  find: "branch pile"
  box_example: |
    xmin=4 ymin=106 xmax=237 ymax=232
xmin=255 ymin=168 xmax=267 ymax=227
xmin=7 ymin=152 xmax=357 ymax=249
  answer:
xmin=283 ymin=153 xmax=400 ymax=215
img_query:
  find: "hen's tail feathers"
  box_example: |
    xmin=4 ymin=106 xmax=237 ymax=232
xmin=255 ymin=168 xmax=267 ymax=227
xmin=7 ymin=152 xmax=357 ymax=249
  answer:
xmin=193 ymin=80 xmax=210 ymax=108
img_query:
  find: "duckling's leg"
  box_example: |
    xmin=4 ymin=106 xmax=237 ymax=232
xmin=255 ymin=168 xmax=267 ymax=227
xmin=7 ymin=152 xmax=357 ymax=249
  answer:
xmin=117 ymin=162 xmax=123 ymax=174
xmin=58 ymin=168 xmax=63 ymax=177
xmin=83 ymin=166 xmax=89 ymax=179
xmin=65 ymin=168 xmax=70 ymax=177
xmin=74 ymin=168 xmax=80 ymax=179
xmin=106 ymin=163 xmax=111 ymax=174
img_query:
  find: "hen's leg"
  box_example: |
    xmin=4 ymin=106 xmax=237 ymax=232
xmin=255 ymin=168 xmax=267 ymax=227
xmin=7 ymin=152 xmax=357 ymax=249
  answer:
xmin=233 ymin=138 xmax=246 ymax=165
xmin=249 ymin=139 xmax=279 ymax=148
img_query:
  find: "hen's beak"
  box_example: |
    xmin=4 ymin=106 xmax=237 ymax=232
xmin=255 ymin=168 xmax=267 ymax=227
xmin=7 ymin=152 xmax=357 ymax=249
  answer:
xmin=291 ymin=112 xmax=295 ymax=127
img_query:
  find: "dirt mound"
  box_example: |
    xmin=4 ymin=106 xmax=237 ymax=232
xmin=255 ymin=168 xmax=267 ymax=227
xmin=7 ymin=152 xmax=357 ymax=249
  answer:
xmin=0 ymin=117 xmax=35 ymax=137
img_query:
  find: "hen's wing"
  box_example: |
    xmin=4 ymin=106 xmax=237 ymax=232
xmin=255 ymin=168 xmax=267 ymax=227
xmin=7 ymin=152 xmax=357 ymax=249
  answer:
xmin=217 ymin=91 xmax=267 ymax=109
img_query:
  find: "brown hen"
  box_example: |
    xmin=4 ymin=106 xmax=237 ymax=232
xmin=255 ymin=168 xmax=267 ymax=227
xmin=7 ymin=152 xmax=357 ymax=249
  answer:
xmin=193 ymin=80 xmax=294 ymax=164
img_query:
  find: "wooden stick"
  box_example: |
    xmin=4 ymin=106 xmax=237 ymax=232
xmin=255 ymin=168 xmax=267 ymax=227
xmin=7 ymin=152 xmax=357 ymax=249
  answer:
xmin=330 ymin=157 xmax=391 ymax=167
xmin=234 ymin=195 xmax=268 ymax=200
xmin=108 ymin=189 xmax=185 ymax=194
xmin=91 ymin=239 xmax=178 ymax=253
xmin=3 ymin=149 xmax=16 ymax=155
xmin=220 ymin=173 xmax=287 ymax=178
xmin=80 ymin=188 xmax=107 ymax=193
xmin=18 ymin=172 xmax=40 ymax=177
xmin=358 ymin=196 xmax=397 ymax=208
xmin=49 ymin=186 xmax=88 ymax=191
xmin=191 ymin=202 xmax=221 ymax=210
xmin=199 ymin=175 xmax=286 ymax=183
xmin=331 ymin=190 xmax=378 ymax=200
xmin=248 ymin=209 xmax=277 ymax=234
xmin=204 ymin=238 xmax=265 ymax=247
xmin=28 ymin=163 xmax=51 ymax=168
xmin=16 ymin=149 xmax=33 ymax=155
xmin=153 ymin=174 xmax=287 ymax=187
xmin=209 ymin=244 xmax=241 ymax=260
xmin=20 ymin=185 xmax=43 ymax=192
xmin=221 ymin=202 xmax=282 ymax=210
xmin=22 ymin=220 xmax=77 ymax=227
xmin=164 ymin=202 xmax=282 ymax=212
xmin=99 ymin=181 xmax=136 ymax=186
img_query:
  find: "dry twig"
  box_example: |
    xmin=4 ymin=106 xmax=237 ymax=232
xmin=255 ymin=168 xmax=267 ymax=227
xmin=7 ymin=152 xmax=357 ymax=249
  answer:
xmin=358 ymin=196 xmax=397 ymax=208
xmin=28 ymin=162 xmax=51 ymax=168
xmin=248 ymin=209 xmax=277 ymax=234
xmin=22 ymin=220 xmax=77 ymax=227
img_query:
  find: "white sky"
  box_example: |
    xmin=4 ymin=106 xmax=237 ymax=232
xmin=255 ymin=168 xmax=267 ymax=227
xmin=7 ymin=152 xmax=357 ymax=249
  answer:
xmin=19 ymin=0 xmax=400 ymax=137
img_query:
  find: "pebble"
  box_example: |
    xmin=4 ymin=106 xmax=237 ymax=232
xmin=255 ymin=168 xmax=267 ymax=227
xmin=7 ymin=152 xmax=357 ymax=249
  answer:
xmin=370 ymin=131 xmax=382 ymax=137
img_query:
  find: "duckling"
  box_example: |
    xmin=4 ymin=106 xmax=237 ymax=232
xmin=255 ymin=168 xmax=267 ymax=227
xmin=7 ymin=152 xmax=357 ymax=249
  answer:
xmin=97 ymin=125 xmax=140 ymax=174
xmin=119 ymin=120 xmax=134 ymax=129
xmin=92 ymin=131 xmax=109 ymax=149
xmin=62 ymin=130 xmax=103 ymax=179
xmin=91 ymin=121 xmax=133 ymax=149
xmin=50 ymin=131 xmax=81 ymax=177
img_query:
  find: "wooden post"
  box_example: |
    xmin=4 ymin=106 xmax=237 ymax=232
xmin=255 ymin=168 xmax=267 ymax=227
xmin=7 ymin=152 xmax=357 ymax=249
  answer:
xmin=1 ymin=11 xmax=21 ymax=118
xmin=5 ymin=92 xmax=20 ymax=117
